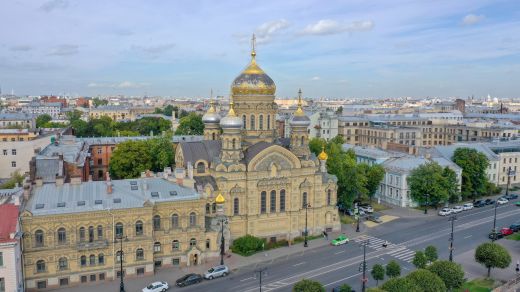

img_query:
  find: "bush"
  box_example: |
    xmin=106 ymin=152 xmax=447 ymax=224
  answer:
xmin=336 ymin=284 xmax=352 ymax=292
xmin=231 ymin=235 xmax=265 ymax=256
xmin=266 ymin=239 xmax=289 ymax=249
xmin=381 ymin=277 xmax=420 ymax=292
xmin=292 ymin=279 xmax=325 ymax=292
xmin=371 ymin=264 xmax=385 ymax=286
xmin=427 ymin=260 xmax=465 ymax=290
xmin=385 ymin=260 xmax=401 ymax=278
xmin=406 ymin=269 xmax=446 ymax=292
xmin=412 ymin=251 xmax=427 ymax=269
xmin=424 ymin=245 xmax=438 ymax=263
xmin=366 ymin=288 xmax=386 ymax=292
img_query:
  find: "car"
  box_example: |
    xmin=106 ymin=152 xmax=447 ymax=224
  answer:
xmin=485 ymin=198 xmax=495 ymax=205
xmin=175 ymin=274 xmax=203 ymax=287
xmin=358 ymin=204 xmax=374 ymax=213
xmin=331 ymin=235 xmax=349 ymax=246
xmin=505 ymin=194 xmax=519 ymax=200
xmin=462 ymin=203 xmax=473 ymax=211
xmin=438 ymin=207 xmax=452 ymax=216
xmin=497 ymin=197 xmax=508 ymax=205
xmin=501 ymin=227 xmax=514 ymax=236
xmin=366 ymin=215 xmax=383 ymax=223
xmin=515 ymin=201 xmax=520 ymax=207
xmin=474 ymin=200 xmax=486 ymax=207
xmin=204 ymin=265 xmax=229 ymax=280
xmin=452 ymin=206 xmax=463 ymax=213
xmin=489 ymin=231 xmax=504 ymax=240
xmin=509 ymin=222 xmax=520 ymax=232
xmin=142 ymin=281 xmax=169 ymax=292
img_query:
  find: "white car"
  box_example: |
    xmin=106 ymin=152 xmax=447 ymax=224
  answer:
xmin=204 ymin=265 xmax=229 ymax=280
xmin=359 ymin=205 xmax=374 ymax=213
xmin=462 ymin=203 xmax=473 ymax=210
xmin=142 ymin=281 xmax=169 ymax=292
xmin=497 ymin=197 xmax=509 ymax=205
xmin=438 ymin=207 xmax=452 ymax=216
xmin=452 ymin=206 xmax=463 ymax=213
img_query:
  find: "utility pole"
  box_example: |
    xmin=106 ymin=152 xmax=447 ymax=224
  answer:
xmin=505 ymin=166 xmax=513 ymax=197
xmin=304 ymin=203 xmax=311 ymax=247
xmin=424 ymin=193 xmax=428 ymax=214
xmin=492 ymin=199 xmax=498 ymax=242
xmin=115 ymin=235 xmax=128 ymax=292
xmin=254 ymin=267 xmax=267 ymax=292
xmin=358 ymin=240 xmax=369 ymax=292
xmin=220 ymin=218 xmax=226 ymax=265
xmin=356 ymin=192 xmax=361 ymax=232
xmin=449 ymin=215 xmax=457 ymax=262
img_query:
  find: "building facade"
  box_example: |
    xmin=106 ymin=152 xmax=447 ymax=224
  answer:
xmin=0 ymin=204 xmax=23 ymax=292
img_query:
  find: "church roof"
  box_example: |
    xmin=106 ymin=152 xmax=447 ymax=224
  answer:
xmin=194 ymin=175 xmax=218 ymax=191
xmin=243 ymin=141 xmax=275 ymax=164
xmin=179 ymin=140 xmax=222 ymax=165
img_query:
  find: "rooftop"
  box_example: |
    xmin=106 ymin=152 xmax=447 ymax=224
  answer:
xmin=0 ymin=204 xmax=19 ymax=244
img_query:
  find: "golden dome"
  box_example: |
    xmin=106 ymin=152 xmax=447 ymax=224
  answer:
xmin=318 ymin=145 xmax=328 ymax=161
xmin=231 ymin=34 xmax=276 ymax=96
xmin=215 ymin=193 xmax=225 ymax=204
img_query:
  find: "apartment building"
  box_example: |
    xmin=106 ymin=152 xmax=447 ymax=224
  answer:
xmin=0 ymin=204 xmax=23 ymax=292
xmin=0 ymin=112 xmax=36 ymax=129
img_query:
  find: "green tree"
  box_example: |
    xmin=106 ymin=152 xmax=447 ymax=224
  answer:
xmin=0 ymin=171 xmax=25 ymax=189
xmin=36 ymin=114 xmax=52 ymax=128
xmin=406 ymin=269 xmax=446 ymax=292
xmin=443 ymin=167 xmax=460 ymax=203
xmin=174 ymin=113 xmax=204 ymax=135
xmin=336 ymin=284 xmax=352 ymax=292
xmin=149 ymin=136 xmax=175 ymax=171
xmin=381 ymin=277 xmax=419 ymax=292
xmin=366 ymin=288 xmax=386 ymax=292
xmin=407 ymin=162 xmax=453 ymax=208
xmin=475 ymin=242 xmax=511 ymax=277
xmin=371 ymin=264 xmax=385 ymax=286
xmin=427 ymin=260 xmax=465 ymax=290
xmin=71 ymin=119 xmax=89 ymax=136
xmin=163 ymin=104 xmax=175 ymax=116
xmin=452 ymin=148 xmax=489 ymax=200
xmin=292 ymin=279 xmax=325 ymax=292
xmin=66 ymin=109 xmax=83 ymax=122
xmin=365 ymin=164 xmax=385 ymax=202
xmin=92 ymin=97 xmax=108 ymax=107
xmin=309 ymin=137 xmax=326 ymax=156
xmin=385 ymin=260 xmax=401 ymax=278
xmin=425 ymin=245 xmax=438 ymax=263
xmin=109 ymin=140 xmax=153 ymax=179
xmin=412 ymin=251 xmax=427 ymax=269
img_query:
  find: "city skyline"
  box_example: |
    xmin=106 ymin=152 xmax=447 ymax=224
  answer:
xmin=1 ymin=0 xmax=519 ymax=98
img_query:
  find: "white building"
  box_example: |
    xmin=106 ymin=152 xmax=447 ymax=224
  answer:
xmin=21 ymin=102 xmax=63 ymax=118
xmin=308 ymin=109 xmax=339 ymax=141
xmin=0 ymin=113 xmax=36 ymax=129
xmin=0 ymin=203 xmax=23 ymax=292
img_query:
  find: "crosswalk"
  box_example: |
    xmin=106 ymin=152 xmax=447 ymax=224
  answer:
xmin=353 ymin=235 xmax=417 ymax=263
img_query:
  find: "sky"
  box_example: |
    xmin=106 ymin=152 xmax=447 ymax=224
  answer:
xmin=0 ymin=0 xmax=519 ymax=99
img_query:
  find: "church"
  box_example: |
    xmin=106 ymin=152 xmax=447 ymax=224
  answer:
xmin=175 ymin=36 xmax=340 ymax=244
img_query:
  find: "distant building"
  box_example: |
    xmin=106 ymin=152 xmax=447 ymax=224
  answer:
xmin=0 ymin=112 xmax=36 ymax=129
xmin=22 ymin=102 xmax=63 ymax=118
xmin=0 ymin=204 xmax=23 ymax=292
xmin=0 ymin=129 xmax=38 ymax=142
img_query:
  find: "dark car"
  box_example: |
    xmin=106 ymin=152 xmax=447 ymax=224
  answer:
xmin=488 ymin=231 xmax=504 ymax=240
xmin=510 ymin=223 xmax=520 ymax=232
xmin=474 ymin=200 xmax=486 ymax=207
xmin=484 ymin=199 xmax=495 ymax=205
xmin=505 ymin=194 xmax=519 ymax=200
xmin=176 ymin=273 xmax=203 ymax=287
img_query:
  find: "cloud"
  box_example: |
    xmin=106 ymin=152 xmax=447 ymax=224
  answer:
xmin=87 ymin=81 xmax=149 ymax=89
xmin=300 ymin=19 xmax=374 ymax=36
xmin=9 ymin=45 xmax=32 ymax=52
xmin=462 ymin=14 xmax=485 ymax=25
xmin=48 ymin=45 xmax=79 ymax=56
xmin=311 ymin=76 xmax=321 ymax=81
xmin=255 ymin=19 xmax=290 ymax=44
xmin=132 ymin=43 xmax=175 ymax=57
xmin=40 ymin=0 xmax=68 ymax=12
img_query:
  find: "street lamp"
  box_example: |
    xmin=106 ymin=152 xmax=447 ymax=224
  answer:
xmin=491 ymin=199 xmax=498 ymax=242
xmin=254 ymin=267 xmax=267 ymax=292
xmin=220 ymin=218 xmax=228 ymax=265
xmin=358 ymin=240 xmax=369 ymax=292
xmin=423 ymin=193 xmax=429 ymax=214
xmin=356 ymin=192 xmax=361 ymax=232
xmin=114 ymin=235 xmax=129 ymax=292
xmin=303 ymin=203 xmax=311 ymax=247
xmin=448 ymin=215 xmax=457 ymax=262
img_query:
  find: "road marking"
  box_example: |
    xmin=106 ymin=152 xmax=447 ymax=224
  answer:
xmin=323 ymin=272 xmax=363 ymax=287
xmin=240 ymin=277 xmax=254 ymax=282
xmin=334 ymin=251 xmax=345 ymax=255
xmin=464 ymin=235 xmax=472 ymax=239
xmin=403 ymin=266 xmax=410 ymax=270
xmin=293 ymin=262 xmax=305 ymax=267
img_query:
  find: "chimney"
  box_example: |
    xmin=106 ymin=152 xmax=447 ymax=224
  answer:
xmin=35 ymin=177 xmax=43 ymax=187
xmin=106 ymin=172 xmax=113 ymax=194
xmin=70 ymin=176 xmax=82 ymax=185
xmin=55 ymin=176 xmax=64 ymax=186
xmin=143 ymin=181 xmax=148 ymax=190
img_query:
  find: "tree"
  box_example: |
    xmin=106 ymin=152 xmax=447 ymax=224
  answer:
xmin=292 ymin=279 xmax=325 ymax=292
xmin=149 ymin=136 xmax=175 ymax=171
xmin=336 ymin=284 xmax=352 ymax=292
xmin=71 ymin=119 xmax=89 ymax=136
xmin=66 ymin=109 xmax=82 ymax=122
xmin=366 ymin=288 xmax=386 ymax=292
xmin=406 ymin=269 xmax=446 ymax=292
xmin=174 ymin=113 xmax=204 ymax=135
xmin=427 ymin=260 xmax=465 ymax=290
xmin=309 ymin=137 xmax=326 ymax=156
xmin=412 ymin=251 xmax=427 ymax=269
xmin=163 ymin=105 xmax=175 ymax=116
xmin=385 ymin=260 xmax=401 ymax=278
xmin=407 ymin=162 xmax=453 ymax=208
xmin=475 ymin=242 xmax=511 ymax=277
xmin=443 ymin=167 xmax=460 ymax=203
xmin=381 ymin=277 xmax=420 ymax=292
xmin=36 ymin=114 xmax=52 ymax=128
xmin=365 ymin=164 xmax=385 ymax=202
xmin=0 ymin=171 xmax=25 ymax=189
xmin=92 ymin=97 xmax=108 ymax=107
xmin=425 ymin=245 xmax=438 ymax=263
xmin=109 ymin=140 xmax=153 ymax=179
xmin=371 ymin=264 xmax=385 ymax=286
xmin=452 ymin=148 xmax=489 ymax=200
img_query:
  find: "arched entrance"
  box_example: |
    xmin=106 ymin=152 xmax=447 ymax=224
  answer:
xmin=187 ymin=248 xmax=201 ymax=266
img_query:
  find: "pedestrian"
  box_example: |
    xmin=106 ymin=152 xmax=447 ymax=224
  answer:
xmin=324 ymin=231 xmax=328 ymax=240
xmin=516 ymin=260 xmax=519 ymax=273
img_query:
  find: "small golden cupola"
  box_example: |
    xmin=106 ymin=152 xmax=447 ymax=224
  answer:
xmin=318 ymin=145 xmax=328 ymax=161
xmin=231 ymin=34 xmax=276 ymax=96
xmin=290 ymin=88 xmax=311 ymax=127
xmin=215 ymin=193 xmax=226 ymax=204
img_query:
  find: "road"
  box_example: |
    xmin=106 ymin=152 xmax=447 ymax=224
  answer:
xmin=180 ymin=202 xmax=520 ymax=292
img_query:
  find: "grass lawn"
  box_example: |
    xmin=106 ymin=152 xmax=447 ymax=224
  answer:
xmin=372 ymin=202 xmax=390 ymax=212
xmin=340 ymin=214 xmax=356 ymax=224
xmin=506 ymin=233 xmax=520 ymax=241
xmin=455 ymin=278 xmax=496 ymax=292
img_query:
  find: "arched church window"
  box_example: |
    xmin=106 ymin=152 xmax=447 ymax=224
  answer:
xmin=232 ymin=138 xmax=236 ymax=149
xmin=327 ymin=189 xmax=332 ymax=206
xmin=233 ymin=197 xmax=239 ymax=215
xmin=260 ymin=191 xmax=266 ymax=214
xmin=270 ymin=190 xmax=276 ymax=212
xmin=302 ymin=192 xmax=308 ymax=208
xmin=250 ymin=115 xmax=255 ymax=130
xmin=212 ymin=132 xmax=215 ymax=140
xmin=267 ymin=114 xmax=271 ymax=129
xmin=242 ymin=115 xmax=246 ymax=129
xmin=280 ymin=189 xmax=286 ymax=212
xmin=196 ymin=162 xmax=205 ymax=174
xmin=259 ymin=115 xmax=264 ymax=130
xmin=301 ymin=136 xmax=304 ymax=146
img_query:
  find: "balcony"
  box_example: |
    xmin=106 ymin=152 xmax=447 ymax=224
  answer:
xmin=77 ymin=240 xmax=109 ymax=251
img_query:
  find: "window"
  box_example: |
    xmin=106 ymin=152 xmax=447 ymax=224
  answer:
xmin=172 ymin=258 xmax=180 ymax=265
xmin=89 ymin=254 xmax=96 ymax=265
xmin=172 ymin=240 xmax=180 ymax=250
xmin=11 ymin=161 xmax=16 ymax=167
xmin=98 ymin=170 xmax=104 ymax=179
xmin=11 ymin=149 xmax=16 ymax=155
xmin=98 ymin=254 xmax=104 ymax=265
xmin=327 ymin=190 xmax=332 ymax=206
xmin=59 ymin=278 xmax=68 ymax=286
xmin=280 ymin=189 xmax=286 ymax=212
xmin=190 ymin=238 xmax=197 ymax=247
xmin=88 ymin=226 xmax=94 ymax=242
xmin=232 ymin=138 xmax=236 ymax=149
xmin=206 ymin=203 xmax=210 ymax=213
xmin=137 ymin=267 xmax=145 ymax=275
xmin=270 ymin=190 xmax=276 ymax=212
xmin=189 ymin=212 xmax=196 ymax=227
xmin=242 ymin=115 xmax=246 ymax=128
xmin=36 ymin=260 xmax=46 ymax=273
xmin=115 ymin=222 xmax=124 ymax=237
xmin=259 ymin=115 xmax=264 ymax=130
xmin=212 ymin=202 xmax=216 ymax=213
xmin=233 ymin=197 xmax=239 ymax=215
xmin=206 ymin=239 xmax=210 ymax=249
xmin=267 ymin=114 xmax=271 ymax=129
xmin=97 ymin=148 xmax=102 ymax=154
xmin=35 ymin=230 xmax=44 ymax=247
xmin=212 ymin=132 xmax=216 ymax=140
xmin=58 ymin=257 xmax=68 ymax=270
xmin=302 ymin=192 xmax=308 ymax=208
xmin=2 ymin=150 xmax=6 ymax=155
xmin=171 ymin=214 xmax=179 ymax=228
xmin=153 ymin=215 xmax=161 ymax=231
xmin=97 ymin=158 xmax=102 ymax=165
xmin=37 ymin=281 xmax=47 ymax=289
xmin=99 ymin=273 xmax=105 ymax=281
xmin=196 ymin=162 xmax=205 ymax=173
xmin=80 ymin=255 xmax=87 ymax=267
xmin=90 ymin=274 xmax=96 ymax=282
xmin=0 ymin=252 xmax=2 ymax=267
xmin=250 ymin=115 xmax=255 ymax=130
xmin=260 ymin=191 xmax=266 ymax=214
xmin=116 ymin=251 xmax=123 ymax=263
xmin=301 ymin=136 xmax=304 ymax=146
xmin=136 ymin=248 xmax=144 ymax=260
xmin=135 ymin=220 xmax=144 ymax=235
xmin=154 ymin=242 xmax=161 ymax=253
xmin=79 ymin=227 xmax=85 ymax=242
xmin=81 ymin=276 xmax=87 ymax=283
xmin=97 ymin=225 xmax=103 ymax=239
xmin=57 ymin=228 xmax=66 ymax=244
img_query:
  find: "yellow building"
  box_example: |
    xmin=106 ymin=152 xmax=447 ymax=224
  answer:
xmin=21 ymin=177 xmax=220 ymax=291
xmin=0 ymin=128 xmax=38 ymax=142
xmin=175 ymin=36 xmax=340 ymax=244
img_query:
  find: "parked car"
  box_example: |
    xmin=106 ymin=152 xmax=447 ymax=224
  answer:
xmin=484 ymin=198 xmax=495 ymax=205
xmin=438 ymin=207 xmax=452 ymax=216
xmin=504 ymin=194 xmax=519 ymax=200
xmin=501 ymin=227 xmax=514 ymax=236
xmin=366 ymin=215 xmax=383 ymax=223
xmin=462 ymin=203 xmax=473 ymax=210
xmin=176 ymin=274 xmax=203 ymax=287
xmin=488 ymin=231 xmax=504 ymax=240
xmin=452 ymin=206 xmax=463 ymax=213
xmin=143 ymin=282 xmax=169 ymax=292
xmin=515 ymin=201 xmax=520 ymax=207
xmin=509 ymin=222 xmax=520 ymax=232
xmin=331 ymin=235 xmax=349 ymax=246
xmin=497 ymin=197 xmax=508 ymax=205
xmin=474 ymin=200 xmax=486 ymax=207
xmin=204 ymin=265 xmax=229 ymax=280
xmin=358 ymin=204 xmax=374 ymax=213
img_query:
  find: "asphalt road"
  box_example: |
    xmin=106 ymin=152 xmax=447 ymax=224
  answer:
xmin=177 ymin=202 xmax=520 ymax=292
